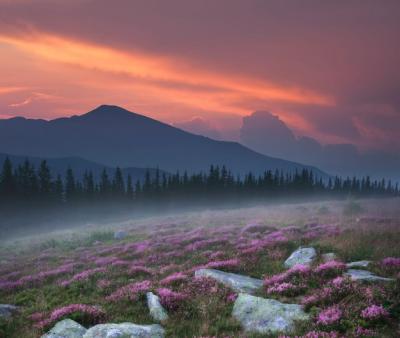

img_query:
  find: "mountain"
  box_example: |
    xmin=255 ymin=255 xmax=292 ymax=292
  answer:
xmin=0 ymin=105 xmax=327 ymax=177
xmin=0 ymin=153 xmax=165 ymax=183
xmin=240 ymin=111 xmax=400 ymax=182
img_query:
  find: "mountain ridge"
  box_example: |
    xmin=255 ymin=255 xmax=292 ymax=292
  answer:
xmin=0 ymin=105 xmax=328 ymax=178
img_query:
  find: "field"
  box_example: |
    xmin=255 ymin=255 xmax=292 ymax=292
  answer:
xmin=1 ymin=198 xmax=400 ymax=337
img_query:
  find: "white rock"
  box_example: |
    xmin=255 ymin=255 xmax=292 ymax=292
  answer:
xmin=345 ymin=269 xmax=394 ymax=282
xmin=83 ymin=323 xmax=165 ymax=338
xmin=194 ymin=269 xmax=263 ymax=294
xmin=146 ymin=292 xmax=168 ymax=322
xmin=346 ymin=260 xmax=371 ymax=268
xmin=232 ymin=293 xmax=309 ymax=334
xmin=284 ymin=247 xmax=316 ymax=268
xmin=41 ymin=319 xmax=87 ymax=338
xmin=0 ymin=304 xmax=18 ymax=319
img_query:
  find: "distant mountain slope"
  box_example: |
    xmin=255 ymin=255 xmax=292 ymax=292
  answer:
xmin=0 ymin=105 xmax=327 ymax=177
xmin=0 ymin=153 xmax=164 ymax=183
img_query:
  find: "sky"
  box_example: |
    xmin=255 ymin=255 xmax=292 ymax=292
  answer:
xmin=0 ymin=0 xmax=399 ymax=153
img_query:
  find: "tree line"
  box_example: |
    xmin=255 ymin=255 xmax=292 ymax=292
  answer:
xmin=0 ymin=157 xmax=398 ymax=209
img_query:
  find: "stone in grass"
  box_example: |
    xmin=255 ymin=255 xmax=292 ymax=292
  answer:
xmin=0 ymin=304 xmax=19 ymax=319
xmin=345 ymin=269 xmax=394 ymax=282
xmin=83 ymin=323 xmax=165 ymax=338
xmin=147 ymin=292 xmax=168 ymax=322
xmin=346 ymin=260 xmax=371 ymax=268
xmin=232 ymin=293 xmax=309 ymax=334
xmin=41 ymin=319 xmax=87 ymax=338
xmin=284 ymin=247 xmax=316 ymax=268
xmin=322 ymin=253 xmax=337 ymax=262
xmin=114 ymin=230 xmax=128 ymax=240
xmin=194 ymin=269 xmax=263 ymax=294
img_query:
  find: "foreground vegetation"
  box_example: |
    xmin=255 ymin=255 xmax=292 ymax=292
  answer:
xmin=0 ymin=198 xmax=399 ymax=337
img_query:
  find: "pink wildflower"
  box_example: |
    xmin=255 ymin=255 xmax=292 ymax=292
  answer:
xmin=314 ymin=261 xmax=345 ymax=277
xmin=106 ymin=280 xmax=152 ymax=301
xmin=60 ymin=267 xmax=106 ymax=287
xmin=361 ymin=304 xmax=389 ymax=320
xmin=317 ymin=306 xmax=342 ymax=325
xmin=160 ymin=272 xmax=188 ymax=285
xmin=157 ymin=287 xmax=187 ymax=310
xmin=381 ymin=257 xmax=400 ymax=268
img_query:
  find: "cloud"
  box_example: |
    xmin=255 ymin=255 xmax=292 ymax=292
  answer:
xmin=240 ymin=111 xmax=400 ymax=180
xmin=174 ymin=117 xmax=222 ymax=140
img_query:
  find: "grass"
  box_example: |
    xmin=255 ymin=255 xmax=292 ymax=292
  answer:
xmin=0 ymin=198 xmax=399 ymax=337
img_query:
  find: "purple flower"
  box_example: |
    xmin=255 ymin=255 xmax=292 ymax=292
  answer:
xmin=317 ymin=306 xmax=342 ymax=325
xmin=361 ymin=304 xmax=389 ymax=320
xmin=160 ymin=272 xmax=188 ymax=285
xmin=157 ymin=288 xmax=187 ymax=310
xmin=106 ymin=280 xmax=152 ymax=301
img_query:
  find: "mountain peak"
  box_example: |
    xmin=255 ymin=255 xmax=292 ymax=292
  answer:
xmin=84 ymin=105 xmax=135 ymax=119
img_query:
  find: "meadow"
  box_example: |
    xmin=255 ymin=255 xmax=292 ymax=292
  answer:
xmin=0 ymin=198 xmax=399 ymax=337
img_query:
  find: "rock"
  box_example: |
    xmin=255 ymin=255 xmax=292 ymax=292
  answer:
xmin=0 ymin=304 xmax=19 ymax=319
xmin=284 ymin=247 xmax=316 ymax=268
xmin=41 ymin=319 xmax=87 ymax=338
xmin=232 ymin=293 xmax=309 ymax=334
xmin=114 ymin=230 xmax=128 ymax=240
xmin=346 ymin=260 xmax=371 ymax=268
xmin=147 ymin=292 xmax=168 ymax=322
xmin=345 ymin=269 xmax=394 ymax=282
xmin=83 ymin=323 xmax=165 ymax=338
xmin=322 ymin=253 xmax=337 ymax=262
xmin=194 ymin=269 xmax=263 ymax=294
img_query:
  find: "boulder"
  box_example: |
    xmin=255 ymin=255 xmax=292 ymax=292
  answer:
xmin=194 ymin=269 xmax=263 ymax=294
xmin=41 ymin=319 xmax=87 ymax=338
xmin=83 ymin=323 xmax=165 ymax=338
xmin=346 ymin=260 xmax=371 ymax=268
xmin=0 ymin=304 xmax=19 ymax=319
xmin=232 ymin=293 xmax=309 ymax=334
xmin=146 ymin=292 xmax=168 ymax=322
xmin=284 ymin=247 xmax=316 ymax=268
xmin=114 ymin=230 xmax=128 ymax=240
xmin=322 ymin=253 xmax=337 ymax=262
xmin=345 ymin=269 xmax=394 ymax=282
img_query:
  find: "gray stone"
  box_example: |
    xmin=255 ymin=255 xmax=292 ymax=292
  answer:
xmin=345 ymin=269 xmax=394 ymax=282
xmin=346 ymin=260 xmax=371 ymax=268
xmin=83 ymin=323 xmax=165 ymax=338
xmin=232 ymin=293 xmax=309 ymax=334
xmin=114 ymin=230 xmax=128 ymax=240
xmin=41 ymin=319 xmax=87 ymax=338
xmin=194 ymin=269 xmax=263 ymax=294
xmin=0 ymin=304 xmax=18 ymax=319
xmin=284 ymin=247 xmax=316 ymax=268
xmin=322 ymin=253 xmax=337 ymax=262
xmin=146 ymin=292 xmax=168 ymax=322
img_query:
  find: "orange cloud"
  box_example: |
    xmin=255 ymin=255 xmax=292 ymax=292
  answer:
xmin=0 ymin=31 xmax=334 ymax=117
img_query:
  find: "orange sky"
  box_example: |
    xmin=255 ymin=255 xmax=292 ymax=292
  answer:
xmin=0 ymin=0 xmax=399 ymax=152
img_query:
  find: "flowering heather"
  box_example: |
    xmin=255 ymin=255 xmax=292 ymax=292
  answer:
xmin=184 ymin=238 xmax=228 ymax=252
xmin=205 ymin=258 xmax=240 ymax=269
xmin=314 ymin=261 xmax=346 ymax=278
xmin=59 ymin=267 xmax=106 ymax=287
xmin=35 ymin=304 xmax=104 ymax=329
xmin=264 ymin=264 xmax=311 ymax=287
xmin=94 ymin=256 xmax=119 ymax=266
xmin=160 ymin=272 xmax=188 ymax=285
xmin=267 ymin=282 xmax=305 ymax=296
xmin=110 ymin=259 xmax=131 ymax=267
xmin=106 ymin=280 xmax=152 ymax=301
xmin=381 ymin=257 xmax=400 ymax=268
xmin=157 ymin=288 xmax=188 ymax=310
xmin=361 ymin=305 xmax=389 ymax=320
xmin=279 ymin=331 xmax=339 ymax=338
xmin=355 ymin=326 xmax=376 ymax=337
xmin=226 ymin=292 xmax=237 ymax=303
xmin=128 ymin=265 xmax=154 ymax=275
xmin=317 ymin=306 xmax=342 ymax=326
xmin=96 ymin=279 xmax=111 ymax=289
